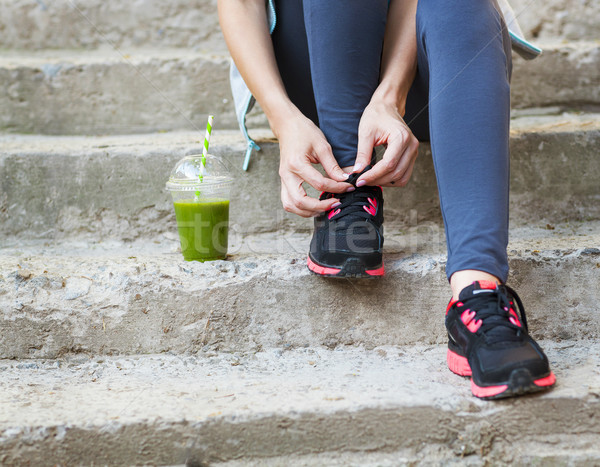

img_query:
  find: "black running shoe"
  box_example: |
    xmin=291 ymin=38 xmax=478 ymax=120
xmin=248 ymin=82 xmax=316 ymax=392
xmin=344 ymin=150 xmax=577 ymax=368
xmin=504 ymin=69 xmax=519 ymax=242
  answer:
xmin=446 ymin=280 xmax=556 ymax=399
xmin=308 ymin=185 xmax=384 ymax=278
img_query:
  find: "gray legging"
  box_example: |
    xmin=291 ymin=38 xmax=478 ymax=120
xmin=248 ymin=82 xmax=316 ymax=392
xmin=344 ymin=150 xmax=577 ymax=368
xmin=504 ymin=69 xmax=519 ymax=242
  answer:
xmin=272 ymin=0 xmax=513 ymax=283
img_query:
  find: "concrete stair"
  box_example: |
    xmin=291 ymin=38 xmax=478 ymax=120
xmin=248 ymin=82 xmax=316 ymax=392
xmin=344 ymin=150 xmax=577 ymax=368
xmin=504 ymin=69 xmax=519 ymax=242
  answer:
xmin=1 ymin=113 xmax=599 ymax=241
xmin=1 ymin=0 xmax=598 ymax=51
xmin=0 ymin=0 xmax=228 ymax=52
xmin=0 ymin=48 xmax=253 ymax=135
xmin=1 ymin=43 xmax=598 ymax=135
xmin=1 ymin=0 xmax=599 ymax=464
xmin=1 ymin=120 xmax=599 ymax=459
xmin=2 ymin=226 xmax=600 ymax=359
xmin=1 ymin=342 xmax=599 ymax=466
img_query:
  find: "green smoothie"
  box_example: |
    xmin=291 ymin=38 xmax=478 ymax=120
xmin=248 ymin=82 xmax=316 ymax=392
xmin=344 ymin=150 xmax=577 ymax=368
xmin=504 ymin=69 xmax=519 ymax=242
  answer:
xmin=173 ymin=198 xmax=230 ymax=261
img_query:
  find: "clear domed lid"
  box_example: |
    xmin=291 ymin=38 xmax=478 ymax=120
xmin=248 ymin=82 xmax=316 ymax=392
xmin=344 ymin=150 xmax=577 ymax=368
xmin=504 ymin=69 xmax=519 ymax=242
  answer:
xmin=166 ymin=153 xmax=234 ymax=191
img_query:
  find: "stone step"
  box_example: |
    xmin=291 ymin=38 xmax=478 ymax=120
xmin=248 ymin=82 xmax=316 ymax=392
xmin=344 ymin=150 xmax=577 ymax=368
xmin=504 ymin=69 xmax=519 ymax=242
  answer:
xmin=509 ymin=0 xmax=600 ymax=43
xmin=220 ymin=449 xmax=600 ymax=467
xmin=0 ymin=43 xmax=598 ymax=135
xmin=0 ymin=49 xmax=249 ymax=135
xmin=511 ymin=41 xmax=600 ymax=109
xmin=1 ymin=225 xmax=599 ymax=359
xmin=0 ymin=0 xmax=228 ymax=52
xmin=1 ymin=113 xmax=599 ymax=242
xmin=1 ymin=342 xmax=599 ymax=465
xmin=0 ymin=0 xmax=597 ymax=51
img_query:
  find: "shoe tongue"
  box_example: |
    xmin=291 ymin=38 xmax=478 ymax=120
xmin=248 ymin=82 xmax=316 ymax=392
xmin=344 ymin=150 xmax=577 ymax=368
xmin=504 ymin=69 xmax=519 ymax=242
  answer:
xmin=477 ymin=280 xmax=499 ymax=290
xmin=459 ymin=281 xmax=519 ymax=343
xmin=458 ymin=280 xmax=498 ymax=301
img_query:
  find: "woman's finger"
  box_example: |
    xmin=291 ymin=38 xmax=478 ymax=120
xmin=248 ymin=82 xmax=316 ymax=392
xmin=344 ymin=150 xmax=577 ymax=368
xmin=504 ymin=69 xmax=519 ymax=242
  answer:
xmin=281 ymin=174 xmax=340 ymax=217
xmin=297 ymin=164 xmax=351 ymax=194
xmin=356 ymin=137 xmax=406 ymax=185
xmin=315 ymin=143 xmax=351 ymax=183
xmin=355 ymin=127 xmax=376 ymax=173
xmin=358 ymin=130 xmax=417 ymax=186
xmin=370 ymin=138 xmax=419 ymax=186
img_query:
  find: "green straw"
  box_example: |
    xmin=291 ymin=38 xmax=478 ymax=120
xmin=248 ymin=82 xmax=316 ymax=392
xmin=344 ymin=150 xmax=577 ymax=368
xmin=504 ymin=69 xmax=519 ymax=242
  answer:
xmin=195 ymin=115 xmax=214 ymax=199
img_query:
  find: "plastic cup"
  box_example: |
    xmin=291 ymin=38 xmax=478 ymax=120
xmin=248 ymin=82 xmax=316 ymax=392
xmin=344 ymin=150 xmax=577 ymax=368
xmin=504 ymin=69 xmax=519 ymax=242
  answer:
xmin=166 ymin=153 xmax=234 ymax=262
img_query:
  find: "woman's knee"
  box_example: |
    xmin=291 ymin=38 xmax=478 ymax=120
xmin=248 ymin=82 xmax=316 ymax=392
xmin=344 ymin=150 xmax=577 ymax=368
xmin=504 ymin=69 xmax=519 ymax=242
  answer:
xmin=417 ymin=0 xmax=504 ymax=43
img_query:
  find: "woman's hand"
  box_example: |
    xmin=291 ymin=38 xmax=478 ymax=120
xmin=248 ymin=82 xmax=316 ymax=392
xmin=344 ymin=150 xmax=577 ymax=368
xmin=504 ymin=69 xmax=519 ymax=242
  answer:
xmin=218 ymin=1 xmax=350 ymax=218
xmin=277 ymin=115 xmax=351 ymax=217
xmin=353 ymin=96 xmax=419 ymax=187
xmin=352 ymin=0 xmax=419 ymax=187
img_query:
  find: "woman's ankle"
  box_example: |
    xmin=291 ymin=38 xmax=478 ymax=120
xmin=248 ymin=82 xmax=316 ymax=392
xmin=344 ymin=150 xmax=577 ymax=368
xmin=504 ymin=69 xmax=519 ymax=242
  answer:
xmin=450 ymin=270 xmax=501 ymax=301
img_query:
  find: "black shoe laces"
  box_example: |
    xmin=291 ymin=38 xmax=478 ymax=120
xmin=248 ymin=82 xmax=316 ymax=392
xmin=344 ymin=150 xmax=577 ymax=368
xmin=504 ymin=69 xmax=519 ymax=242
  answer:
xmin=324 ymin=187 xmax=380 ymax=222
xmin=459 ymin=285 xmax=529 ymax=345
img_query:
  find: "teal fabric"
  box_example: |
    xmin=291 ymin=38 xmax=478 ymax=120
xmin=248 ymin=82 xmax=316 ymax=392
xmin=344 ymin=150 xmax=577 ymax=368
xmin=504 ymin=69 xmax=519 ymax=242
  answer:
xmin=229 ymin=0 xmax=276 ymax=171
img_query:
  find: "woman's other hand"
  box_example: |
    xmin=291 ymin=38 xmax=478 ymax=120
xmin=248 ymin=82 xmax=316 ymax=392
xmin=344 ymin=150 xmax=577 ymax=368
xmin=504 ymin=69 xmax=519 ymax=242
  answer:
xmin=276 ymin=114 xmax=351 ymax=217
xmin=353 ymin=96 xmax=419 ymax=187
xmin=353 ymin=0 xmax=419 ymax=187
xmin=218 ymin=0 xmax=350 ymax=218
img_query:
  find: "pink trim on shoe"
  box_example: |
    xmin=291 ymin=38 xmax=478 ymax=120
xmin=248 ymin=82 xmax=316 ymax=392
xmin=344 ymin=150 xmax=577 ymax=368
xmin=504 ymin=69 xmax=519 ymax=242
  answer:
xmin=328 ymin=208 xmax=341 ymax=220
xmin=534 ymin=372 xmax=556 ymax=387
xmin=307 ymin=256 xmax=341 ymax=276
xmin=446 ymin=300 xmax=463 ymax=315
xmin=460 ymin=309 xmax=483 ymax=333
xmin=363 ymin=205 xmax=376 ymax=216
xmin=471 ymin=380 xmax=509 ymax=398
xmin=508 ymin=309 xmax=522 ymax=327
xmin=366 ymin=265 xmax=385 ymax=276
xmin=307 ymin=256 xmax=384 ymax=277
xmin=447 ymin=349 xmax=472 ymax=376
